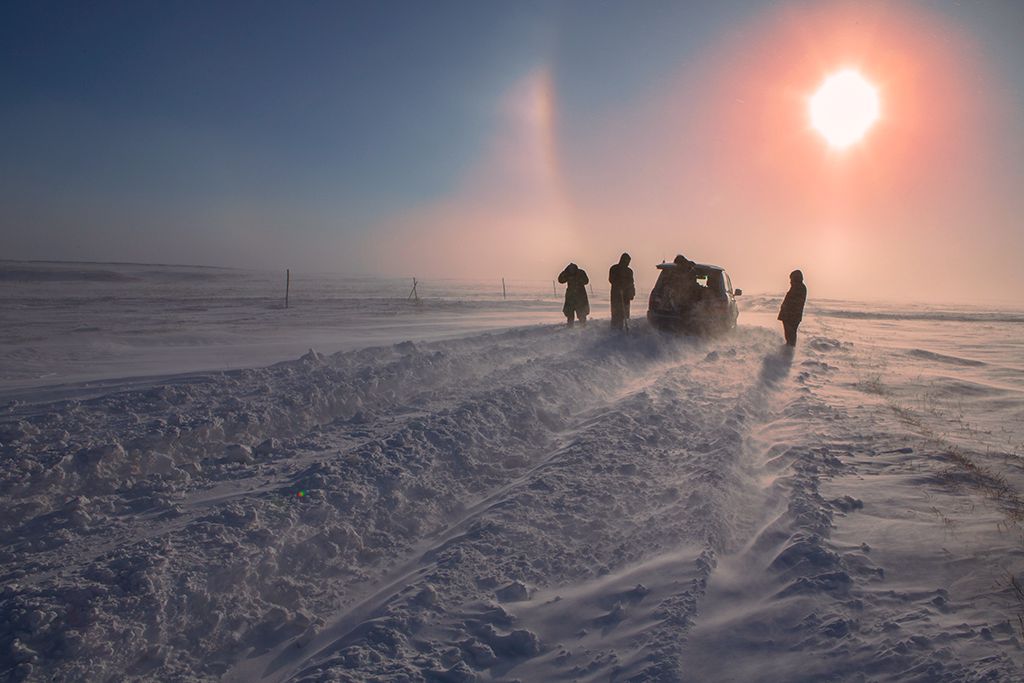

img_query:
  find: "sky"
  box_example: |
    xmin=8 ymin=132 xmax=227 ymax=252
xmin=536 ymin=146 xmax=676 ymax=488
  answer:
xmin=2 ymin=0 xmax=1023 ymax=303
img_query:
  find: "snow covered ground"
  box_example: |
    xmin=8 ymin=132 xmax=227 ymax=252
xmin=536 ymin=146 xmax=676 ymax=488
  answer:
xmin=0 ymin=262 xmax=564 ymax=396
xmin=3 ymin=262 xmax=1024 ymax=682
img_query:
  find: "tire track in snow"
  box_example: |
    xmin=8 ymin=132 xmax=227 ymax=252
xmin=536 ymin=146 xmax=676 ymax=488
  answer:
xmin=225 ymin=328 xmax=715 ymax=681
xmin=4 ymin=328 xmax=594 ymax=680
xmin=3 ymin=321 xmax=785 ymax=681
xmin=678 ymin=319 xmax=1024 ymax=682
xmin=254 ymin=325 xmax=793 ymax=682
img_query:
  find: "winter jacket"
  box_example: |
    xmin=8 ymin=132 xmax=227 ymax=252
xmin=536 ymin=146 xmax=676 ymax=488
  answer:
xmin=558 ymin=266 xmax=590 ymax=317
xmin=609 ymin=263 xmax=635 ymax=304
xmin=778 ymin=281 xmax=807 ymax=323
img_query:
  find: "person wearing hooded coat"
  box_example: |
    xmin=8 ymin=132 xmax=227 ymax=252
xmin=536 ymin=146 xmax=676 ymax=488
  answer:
xmin=558 ymin=263 xmax=590 ymax=326
xmin=778 ymin=269 xmax=807 ymax=346
xmin=608 ymin=253 xmax=635 ymax=330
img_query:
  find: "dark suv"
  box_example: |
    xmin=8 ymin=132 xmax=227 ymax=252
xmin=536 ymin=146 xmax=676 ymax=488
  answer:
xmin=647 ymin=261 xmax=741 ymax=334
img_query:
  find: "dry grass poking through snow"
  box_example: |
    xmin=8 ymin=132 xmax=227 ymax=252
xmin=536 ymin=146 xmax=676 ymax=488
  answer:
xmin=888 ymin=390 xmax=1024 ymax=528
xmin=828 ymin=312 xmax=1024 ymax=528
xmin=847 ymin=340 xmax=1024 ymax=636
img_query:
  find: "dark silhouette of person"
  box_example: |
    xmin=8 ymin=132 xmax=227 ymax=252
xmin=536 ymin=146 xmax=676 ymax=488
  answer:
xmin=668 ymin=255 xmax=701 ymax=311
xmin=608 ymin=253 xmax=635 ymax=330
xmin=558 ymin=263 xmax=590 ymax=326
xmin=778 ymin=269 xmax=807 ymax=347
xmin=694 ymin=269 xmax=724 ymax=332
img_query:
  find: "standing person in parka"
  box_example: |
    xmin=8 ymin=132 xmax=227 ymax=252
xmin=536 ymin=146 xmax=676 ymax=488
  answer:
xmin=608 ymin=253 xmax=635 ymax=330
xmin=558 ymin=263 xmax=590 ymax=326
xmin=778 ymin=269 xmax=807 ymax=347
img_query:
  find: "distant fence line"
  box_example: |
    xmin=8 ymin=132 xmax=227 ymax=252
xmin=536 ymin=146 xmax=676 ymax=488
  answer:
xmin=277 ymin=272 xmax=650 ymax=305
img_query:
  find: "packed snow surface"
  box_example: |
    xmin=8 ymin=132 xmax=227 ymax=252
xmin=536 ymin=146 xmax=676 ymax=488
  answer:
xmin=3 ymin=262 xmax=1024 ymax=682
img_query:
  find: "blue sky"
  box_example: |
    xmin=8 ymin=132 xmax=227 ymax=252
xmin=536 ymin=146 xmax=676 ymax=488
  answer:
xmin=2 ymin=1 xmax=1023 ymax=302
xmin=2 ymin=3 xmax=547 ymax=211
xmin=0 ymin=1 xmax=740 ymax=213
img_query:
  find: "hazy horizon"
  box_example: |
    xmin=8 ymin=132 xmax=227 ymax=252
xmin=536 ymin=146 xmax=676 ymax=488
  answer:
xmin=3 ymin=1 xmax=1023 ymax=304
xmin=7 ymin=257 xmax=1024 ymax=311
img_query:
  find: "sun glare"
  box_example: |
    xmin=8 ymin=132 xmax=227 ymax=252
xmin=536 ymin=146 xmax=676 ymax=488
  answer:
xmin=809 ymin=69 xmax=880 ymax=149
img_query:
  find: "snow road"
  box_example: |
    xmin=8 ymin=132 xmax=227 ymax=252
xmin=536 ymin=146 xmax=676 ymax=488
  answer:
xmin=3 ymin=310 xmax=1024 ymax=681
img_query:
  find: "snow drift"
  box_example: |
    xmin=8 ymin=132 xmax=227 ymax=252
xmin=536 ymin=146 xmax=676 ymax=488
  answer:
xmin=2 ymin=265 xmax=1024 ymax=682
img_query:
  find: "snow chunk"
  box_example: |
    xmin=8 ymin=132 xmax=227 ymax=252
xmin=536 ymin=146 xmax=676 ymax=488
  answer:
xmin=223 ymin=443 xmax=253 ymax=464
xmin=300 ymin=348 xmax=326 ymax=365
xmin=495 ymin=581 xmax=530 ymax=603
xmin=254 ymin=437 xmax=279 ymax=456
xmin=478 ymin=624 xmax=541 ymax=657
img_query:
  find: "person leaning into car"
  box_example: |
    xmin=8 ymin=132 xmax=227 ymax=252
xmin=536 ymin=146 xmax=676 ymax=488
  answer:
xmin=668 ymin=255 xmax=701 ymax=311
xmin=778 ymin=269 xmax=807 ymax=347
xmin=608 ymin=253 xmax=635 ymax=330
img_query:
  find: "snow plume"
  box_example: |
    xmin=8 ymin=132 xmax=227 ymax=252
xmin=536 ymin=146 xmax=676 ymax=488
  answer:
xmin=3 ymin=301 xmax=1024 ymax=680
xmin=365 ymin=67 xmax=578 ymax=280
xmin=1 ymin=323 xmax=743 ymax=681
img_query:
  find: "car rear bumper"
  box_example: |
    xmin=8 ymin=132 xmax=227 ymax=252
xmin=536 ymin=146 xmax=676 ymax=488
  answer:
xmin=647 ymin=308 xmax=736 ymax=334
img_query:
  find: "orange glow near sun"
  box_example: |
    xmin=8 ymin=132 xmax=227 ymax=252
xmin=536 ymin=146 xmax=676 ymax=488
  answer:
xmin=809 ymin=69 xmax=881 ymax=148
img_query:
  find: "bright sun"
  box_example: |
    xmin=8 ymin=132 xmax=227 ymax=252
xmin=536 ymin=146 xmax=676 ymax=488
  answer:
xmin=809 ymin=69 xmax=880 ymax=149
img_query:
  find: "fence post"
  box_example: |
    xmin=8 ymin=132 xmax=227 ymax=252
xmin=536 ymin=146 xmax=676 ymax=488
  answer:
xmin=502 ymin=278 xmax=506 ymax=300
xmin=285 ymin=269 xmax=290 ymax=309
